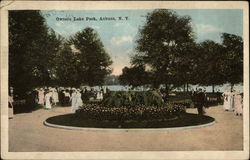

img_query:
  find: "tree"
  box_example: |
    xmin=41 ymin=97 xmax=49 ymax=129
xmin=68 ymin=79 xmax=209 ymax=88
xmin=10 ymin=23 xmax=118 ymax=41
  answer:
xmin=132 ymin=9 xmax=195 ymax=94
xmin=9 ymin=10 xmax=62 ymax=98
xmin=69 ymin=27 xmax=112 ymax=86
xmin=119 ymin=65 xmax=150 ymax=87
xmin=195 ymin=40 xmax=225 ymax=92
xmin=221 ymin=33 xmax=243 ymax=88
xmin=104 ymin=75 xmax=120 ymax=85
xmin=54 ymin=42 xmax=80 ymax=87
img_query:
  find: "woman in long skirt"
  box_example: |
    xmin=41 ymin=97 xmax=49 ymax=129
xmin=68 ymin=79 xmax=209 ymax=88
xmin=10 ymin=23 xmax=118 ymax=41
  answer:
xmin=45 ymin=91 xmax=52 ymax=109
xmin=76 ymin=89 xmax=83 ymax=108
xmin=8 ymin=95 xmax=14 ymax=119
xmin=234 ymin=91 xmax=243 ymax=116
xmin=70 ymin=89 xmax=77 ymax=113
xmin=38 ymin=88 xmax=45 ymax=105
xmin=52 ymin=88 xmax=59 ymax=105
xmin=222 ymin=89 xmax=230 ymax=111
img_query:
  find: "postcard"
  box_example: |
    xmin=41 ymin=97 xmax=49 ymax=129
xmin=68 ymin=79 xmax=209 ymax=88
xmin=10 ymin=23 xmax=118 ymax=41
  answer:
xmin=0 ymin=1 xmax=249 ymax=160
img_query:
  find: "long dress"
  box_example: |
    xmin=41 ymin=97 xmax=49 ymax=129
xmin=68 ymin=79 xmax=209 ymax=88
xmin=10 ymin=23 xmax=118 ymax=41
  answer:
xmin=96 ymin=92 xmax=100 ymax=100
xmin=8 ymin=96 xmax=14 ymax=118
xmin=45 ymin=92 xmax=52 ymax=109
xmin=99 ymin=91 xmax=103 ymax=100
xmin=38 ymin=90 xmax=45 ymax=105
xmin=76 ymin=92 xmax=83 ymax=109
xmin=228 ymin=92 xmax=235 ymax=111
xmin=52 ymin=90 xmax=59 ymax=104
xmin=103 ymin=87 xmax=107 ymax=94
xmin=234 ymin=94 xmax=243 ymax=115
xmin=71 ymin=92 xmax=78 ymax=113
xmin=222 ymin=91 xmax=230 ymax=110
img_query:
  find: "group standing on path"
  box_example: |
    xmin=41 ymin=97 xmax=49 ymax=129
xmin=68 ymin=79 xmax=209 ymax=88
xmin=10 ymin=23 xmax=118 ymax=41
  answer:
xmin=26 ymin=86 xmax=106 ymax=113
xmin=191 ymin=87 xmax=243 ymax=116
xmin=9 ymin=85 xmax=243 ymax=119
xmin=222 ymin=88 xmax=243 ymax=116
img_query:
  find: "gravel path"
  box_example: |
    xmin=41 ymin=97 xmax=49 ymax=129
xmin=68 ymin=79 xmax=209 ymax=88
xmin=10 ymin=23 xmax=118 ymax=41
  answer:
xmin=9 ymin=105 xmax=243 ymax=151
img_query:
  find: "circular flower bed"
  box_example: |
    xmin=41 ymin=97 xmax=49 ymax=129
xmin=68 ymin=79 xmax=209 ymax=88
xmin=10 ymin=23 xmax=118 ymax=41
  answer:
xmin=44 ymin=90 xmax=215 ymax=129
xmin=45 ymin=113 xmax=215 ymax=129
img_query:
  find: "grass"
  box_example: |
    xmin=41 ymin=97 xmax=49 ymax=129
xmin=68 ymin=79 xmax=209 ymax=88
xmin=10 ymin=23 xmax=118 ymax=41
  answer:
xmin=45 ymin=113 xmax=215 ymax=129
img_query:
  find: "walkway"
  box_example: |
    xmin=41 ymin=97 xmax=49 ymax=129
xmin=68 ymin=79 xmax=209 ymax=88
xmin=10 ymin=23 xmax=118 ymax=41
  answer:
xmin=9 ymin=105 xmax=243 ymax=151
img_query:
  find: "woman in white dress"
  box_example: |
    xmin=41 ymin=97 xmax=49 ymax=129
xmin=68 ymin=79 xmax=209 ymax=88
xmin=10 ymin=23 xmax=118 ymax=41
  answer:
xmin=99 ymin=90 xmax=103 ymax=100
xmin=76 ymin=89 xmax=83 ymax=110
xmin=52 ymin=88 xmax=59 ymax=105
xmin=96 ymin=91 xmax=100 ymax=100
xmin=222 ymin=89 xmax=230 ymax=111
xmin=38 ymin=88 xmax=45 ymax=105
xmin=228 ymin=89 xmax=235 ymax=111
xmin=45 ymin=90 xmax=52 ymax=109
xmin=9 ymin=95 xmax=14 ymax=119
xmin=222 ymin=88 xmax=235 ymax=111
xmin=70 ymin=89 xmax=78 ymax=113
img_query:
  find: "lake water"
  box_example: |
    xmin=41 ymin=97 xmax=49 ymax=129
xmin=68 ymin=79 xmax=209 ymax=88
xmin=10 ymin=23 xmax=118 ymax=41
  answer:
xmin=93 ymin=83 xmax=243 ymax=93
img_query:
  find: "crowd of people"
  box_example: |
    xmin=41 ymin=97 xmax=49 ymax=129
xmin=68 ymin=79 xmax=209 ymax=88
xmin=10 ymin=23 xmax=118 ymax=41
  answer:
xmin=36 ymin=87 xmax=108 ymax=112
xmin=222 ymin=88 xmax=243 ymax=116
xmin=8 ymin=86 xmax=109 ymax=119
xmin=190 ymin=87 xmax=243 ymax=116
xmin=8 ymin=85 xmax=243 ymax=119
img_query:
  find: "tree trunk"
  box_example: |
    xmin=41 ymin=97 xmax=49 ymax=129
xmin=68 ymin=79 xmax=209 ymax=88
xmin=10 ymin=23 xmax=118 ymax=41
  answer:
xmin=183 ymin=84 xmax=186 ymax=92
xmin=186 ymin=83 xmax=189 ymax=92
xmin=231 ymin=83 xmax=234 ymax=90
xmin=165 ymin=84 xmax=169 ymax=97
xmin=212 ymin=84 xmax=215 ymax=93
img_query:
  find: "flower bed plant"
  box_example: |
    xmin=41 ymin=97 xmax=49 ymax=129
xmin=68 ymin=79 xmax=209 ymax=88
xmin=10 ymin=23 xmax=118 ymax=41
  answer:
xmin=76 ymin=103 xmax=186 ymax=121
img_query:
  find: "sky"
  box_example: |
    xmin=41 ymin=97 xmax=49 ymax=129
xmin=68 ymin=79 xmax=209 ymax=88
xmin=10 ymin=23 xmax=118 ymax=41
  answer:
xmin=41 ymin=9 xmax=243 ymax=75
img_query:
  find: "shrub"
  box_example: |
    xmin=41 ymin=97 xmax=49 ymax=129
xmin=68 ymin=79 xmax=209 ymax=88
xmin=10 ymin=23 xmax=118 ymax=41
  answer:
xmin=101 ymin=90 xmax=164 ymax=107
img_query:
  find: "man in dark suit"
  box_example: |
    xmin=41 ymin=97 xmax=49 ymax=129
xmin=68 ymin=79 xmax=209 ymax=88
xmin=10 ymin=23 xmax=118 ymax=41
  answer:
xmin=194 ymin=88 xmax=206 ymax=115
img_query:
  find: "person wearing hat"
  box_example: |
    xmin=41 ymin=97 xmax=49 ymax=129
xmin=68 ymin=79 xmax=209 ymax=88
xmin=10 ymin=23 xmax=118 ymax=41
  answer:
xmin=76 ymin=89 xmax=83 ymax=110
xmin=52 ymin=88 xmax=59 ymax=106
xmin=45 ymin=90 xmax=52 ymax=109
xmin=38 ymin=88 xmax=45 ymax=105
xmin=222 ymin=87 xmax=235 ymax=111
xmin=222 ymin=88 xmax=230 ymax=111
xmin=233 ymin=90 xmax=243 ymax=116
xmin=70 ymin=88 xmax=78 ymax=113
xmin=8 ymin=96 xmax=14 ymax=119
xmin=194 ymin=88 xmax=206 ymax=115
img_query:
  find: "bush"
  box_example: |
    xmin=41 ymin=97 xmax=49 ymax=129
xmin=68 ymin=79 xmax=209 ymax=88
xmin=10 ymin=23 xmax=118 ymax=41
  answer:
xmin=101 ymin=91 xmax=164 ymax=107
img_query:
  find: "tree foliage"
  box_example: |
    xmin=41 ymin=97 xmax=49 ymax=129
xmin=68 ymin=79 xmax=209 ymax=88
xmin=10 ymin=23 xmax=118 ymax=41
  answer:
xmin=9 ymin=11 xmax=112 ymax=97
xmin=132 ymin=9 xmax=195 ymax=91
xmin=119 ymin=65 xmax=150 ymax=87
xmin=194 ymin=40 xmax=225 ymax=91
xmin=221 ymin=33 xmax=243 ymax=86
xmin=9 ymin=10 xmax=62 ymax=97
xmin=68 ymin=27 xmax=112 ymax=86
